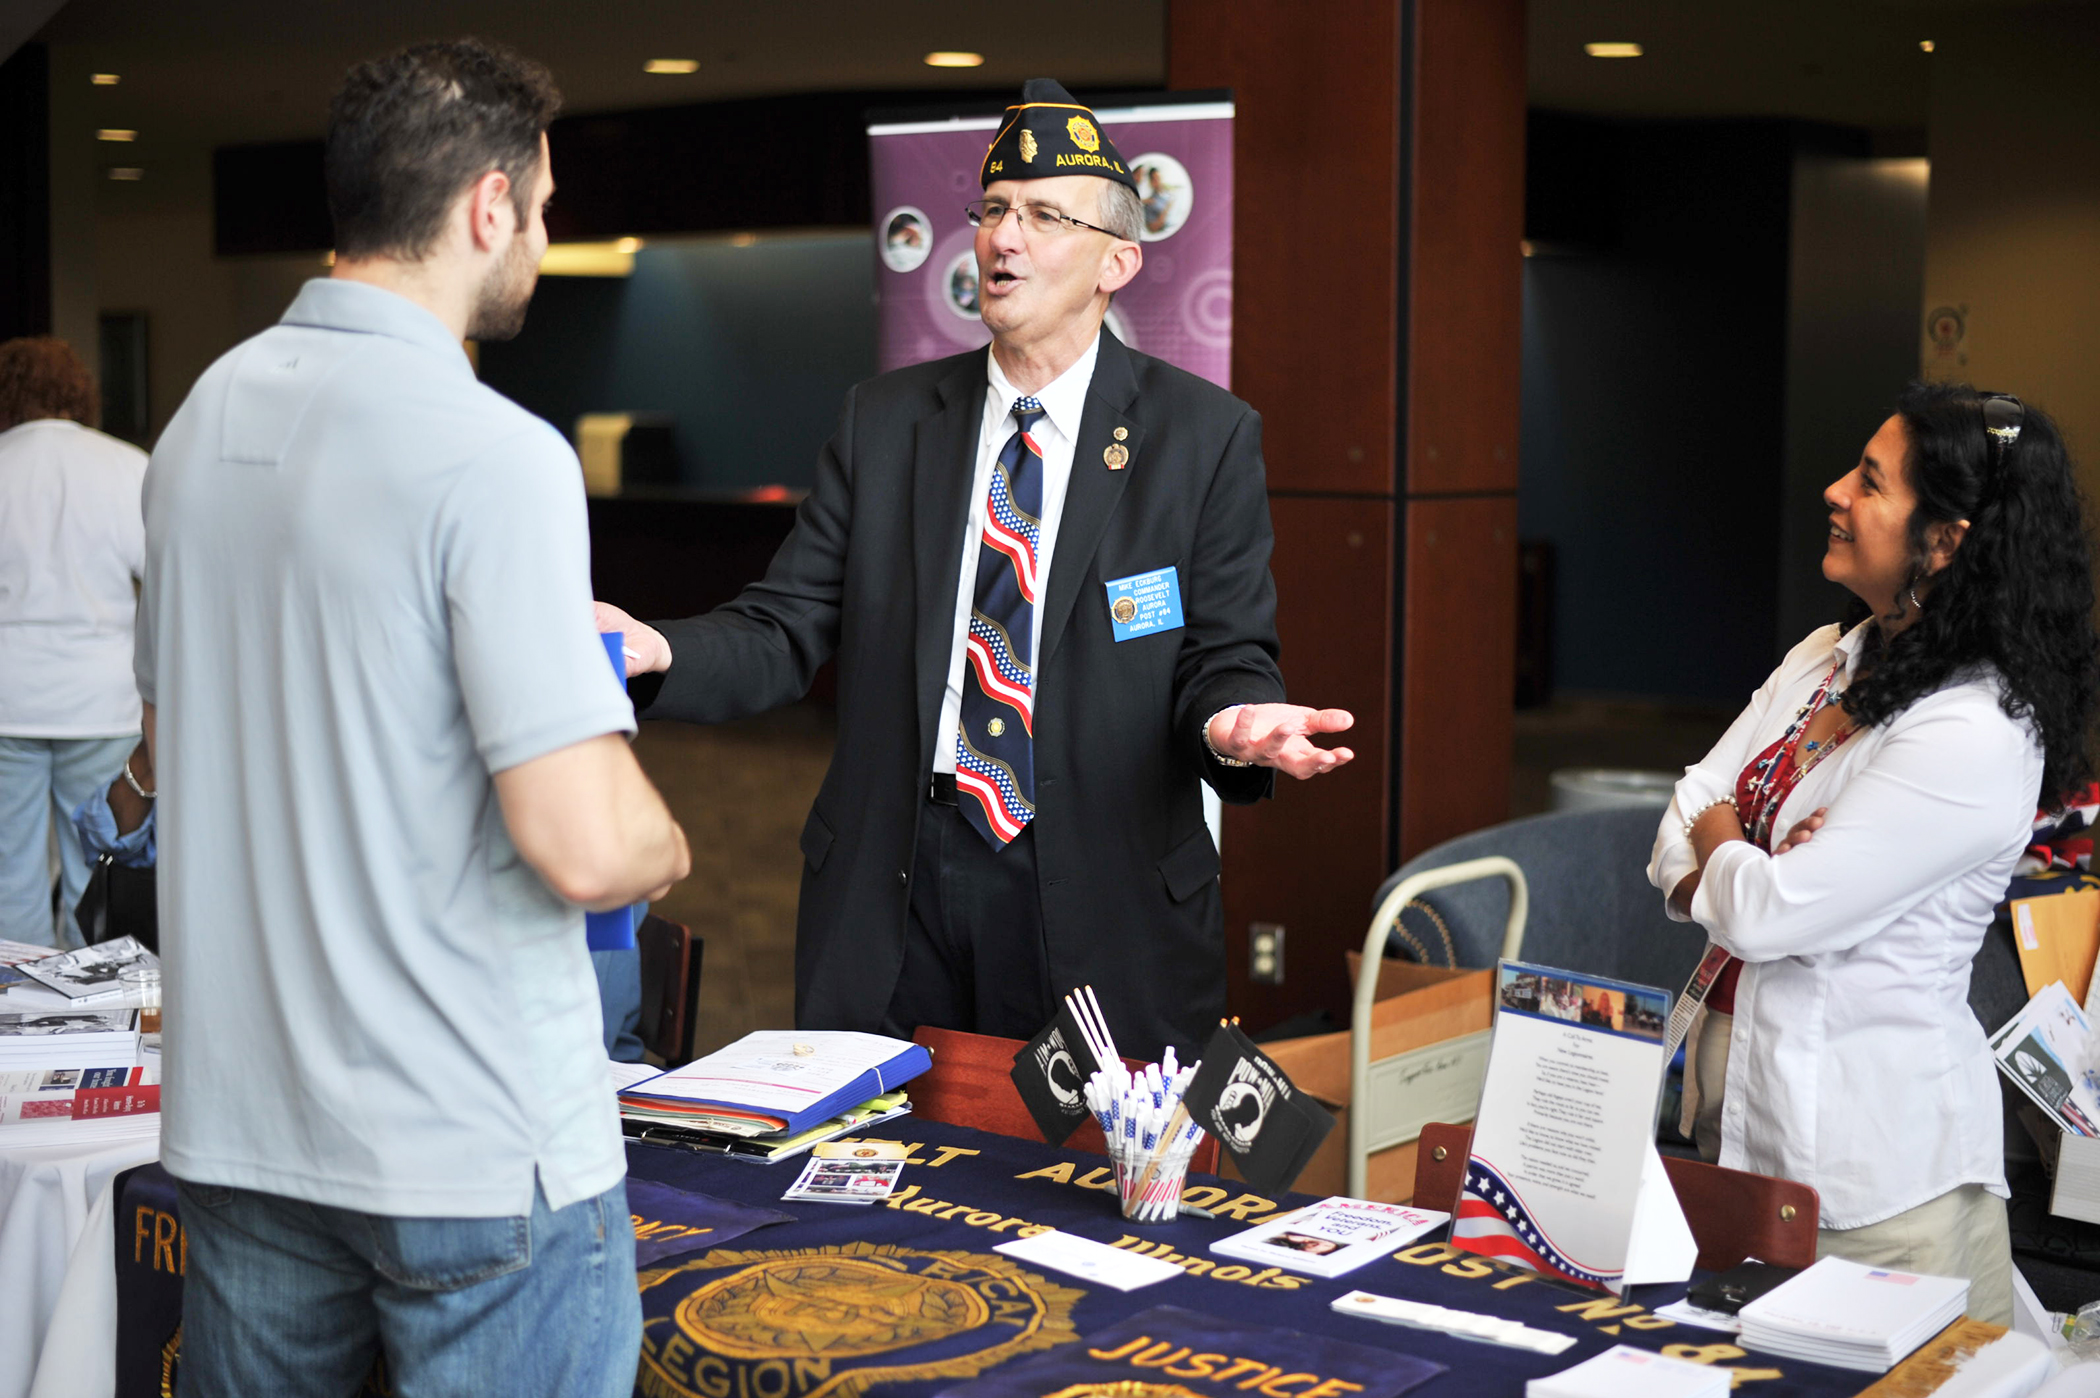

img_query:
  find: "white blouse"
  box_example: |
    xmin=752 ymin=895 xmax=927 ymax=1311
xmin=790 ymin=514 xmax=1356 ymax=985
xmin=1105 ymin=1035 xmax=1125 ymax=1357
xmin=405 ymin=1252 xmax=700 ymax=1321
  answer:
xmin=1648 ymin=621 xmax=2040 ymax=1230
xmin=0 ymin=419 xmax=148 ymax=737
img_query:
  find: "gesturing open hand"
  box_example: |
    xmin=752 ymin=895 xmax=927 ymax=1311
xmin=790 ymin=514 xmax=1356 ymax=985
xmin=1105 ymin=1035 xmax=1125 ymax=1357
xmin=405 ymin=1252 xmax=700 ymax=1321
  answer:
xmin=1208 ymin=704 xmax=1356 ymax=780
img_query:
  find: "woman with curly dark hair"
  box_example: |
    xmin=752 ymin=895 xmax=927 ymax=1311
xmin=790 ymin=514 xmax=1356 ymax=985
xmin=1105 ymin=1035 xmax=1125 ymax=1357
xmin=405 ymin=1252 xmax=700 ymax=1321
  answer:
xmin=1647 ymin=382 xmax=2100 ymax=1324
xmin=0 ymin=336 xmax=147 ymax=947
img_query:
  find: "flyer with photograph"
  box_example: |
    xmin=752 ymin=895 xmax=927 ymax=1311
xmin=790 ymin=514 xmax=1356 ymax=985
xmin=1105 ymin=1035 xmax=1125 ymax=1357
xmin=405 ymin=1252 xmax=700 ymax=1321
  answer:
xmin=1451 ymin=961 xmax=1694 ymax=1294
xmin=1992 ymin=980 xmax=2100 ymax=1136
xmin=1211 ymin=1197 xmax=1448 ymax=1279
xmin=781 ymin=1154 xmax=904 ymax=1206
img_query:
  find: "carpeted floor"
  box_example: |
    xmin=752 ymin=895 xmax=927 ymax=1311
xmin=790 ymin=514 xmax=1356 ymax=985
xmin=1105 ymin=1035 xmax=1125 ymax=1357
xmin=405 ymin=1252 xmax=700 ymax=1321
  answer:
xmin=633 ymin=703 xmax=835 ymax=1057
xmin=633 ymin=694 xmax=1730 ymax=1059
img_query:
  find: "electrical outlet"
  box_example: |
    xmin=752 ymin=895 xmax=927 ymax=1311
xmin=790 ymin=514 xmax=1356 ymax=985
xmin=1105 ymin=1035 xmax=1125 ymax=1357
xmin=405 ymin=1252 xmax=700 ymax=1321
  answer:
xmin=1249 ymin=922 xmax=1285 ymax=985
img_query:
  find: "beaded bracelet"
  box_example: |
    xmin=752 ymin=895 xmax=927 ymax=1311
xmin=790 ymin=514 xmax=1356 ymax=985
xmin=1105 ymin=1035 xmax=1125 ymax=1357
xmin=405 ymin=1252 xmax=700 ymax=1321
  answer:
xmin=122 ymin=755 xmax=156 ymax=801
xmin=1682 ymin=794 xmax=1735 ymax=838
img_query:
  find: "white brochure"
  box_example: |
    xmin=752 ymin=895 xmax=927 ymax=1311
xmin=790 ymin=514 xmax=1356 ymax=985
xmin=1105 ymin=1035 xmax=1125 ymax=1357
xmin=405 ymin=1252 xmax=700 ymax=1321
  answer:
xmin=1452 ymin=961 xmax=1696 ymax=1294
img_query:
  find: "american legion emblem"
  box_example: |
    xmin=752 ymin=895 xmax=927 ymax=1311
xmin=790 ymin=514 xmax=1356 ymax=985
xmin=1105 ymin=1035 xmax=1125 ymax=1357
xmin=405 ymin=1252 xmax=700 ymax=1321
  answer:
xmin=638 ymin=1242 xmax=1082 ymax=1398
xmin=1020 ymin=129 xmax=1039 ymax=164
xmin=1111 ymin=598 xmax=1139 ymax=625
xmin=1067 ymin=116 xmax=1101 ymax=153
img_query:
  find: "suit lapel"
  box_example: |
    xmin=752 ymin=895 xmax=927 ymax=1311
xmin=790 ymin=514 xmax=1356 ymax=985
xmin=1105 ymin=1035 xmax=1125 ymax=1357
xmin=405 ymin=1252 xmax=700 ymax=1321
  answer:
xmin=914 ymin=353 xmax=988 ymax=766
xmin=1040 ymin=331 xmax=1143 ymax=667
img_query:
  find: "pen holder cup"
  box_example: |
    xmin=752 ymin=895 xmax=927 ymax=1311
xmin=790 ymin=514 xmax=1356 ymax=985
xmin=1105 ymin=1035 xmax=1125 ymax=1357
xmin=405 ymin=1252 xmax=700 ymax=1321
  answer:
xmin=1115 ymin=1156 xmax=1189 ymax=1224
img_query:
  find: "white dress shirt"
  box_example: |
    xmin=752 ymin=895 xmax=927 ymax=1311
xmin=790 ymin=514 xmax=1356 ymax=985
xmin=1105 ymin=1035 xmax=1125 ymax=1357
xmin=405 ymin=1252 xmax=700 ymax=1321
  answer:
xmin=1648 ymin=620 xmax=2040 ymax=1229
xmin=932 ymin=335 xmax=1099 ymax=777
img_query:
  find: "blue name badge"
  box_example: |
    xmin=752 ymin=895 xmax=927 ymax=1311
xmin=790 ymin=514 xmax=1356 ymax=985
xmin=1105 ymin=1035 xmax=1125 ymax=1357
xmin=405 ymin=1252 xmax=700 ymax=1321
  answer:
xmin=1104 ymin=566 xmax=1185 ymax=642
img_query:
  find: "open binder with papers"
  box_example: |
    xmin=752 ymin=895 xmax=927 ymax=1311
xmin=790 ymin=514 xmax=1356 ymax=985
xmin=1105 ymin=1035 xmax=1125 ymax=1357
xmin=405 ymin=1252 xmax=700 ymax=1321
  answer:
xmin=619 ymin=1030 xmax=931 ymax=1137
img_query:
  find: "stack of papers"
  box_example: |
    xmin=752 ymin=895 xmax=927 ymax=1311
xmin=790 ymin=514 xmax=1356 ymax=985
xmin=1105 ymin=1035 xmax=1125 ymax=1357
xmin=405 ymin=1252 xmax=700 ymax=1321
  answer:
xmin=610 ymin=1051 xmax=915 ymax=1163
xmin=1525 ymin=1345 xmax=1728 ymax=1397
xmin=1737 ymin=1256 xmax=1968 ymax=1372
xmin=1212 ymin=1197 xmax=1448 ymax=1278
xmin=0 ymin=1110 xmax=160 ymax=1147
xmin=0 ymin=1008 xmax=139 ymax=1070
xmin=0 ymin=1009 xmax=152 ymax=1126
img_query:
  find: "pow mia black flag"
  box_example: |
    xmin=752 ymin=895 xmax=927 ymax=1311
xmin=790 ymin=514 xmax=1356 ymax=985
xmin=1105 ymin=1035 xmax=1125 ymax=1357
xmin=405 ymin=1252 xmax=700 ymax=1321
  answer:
xmin=1010 ymin=1001 xmax=1103 ymax=1145
xmin=1183 ymin=1021 xmax=1334 ymax=1195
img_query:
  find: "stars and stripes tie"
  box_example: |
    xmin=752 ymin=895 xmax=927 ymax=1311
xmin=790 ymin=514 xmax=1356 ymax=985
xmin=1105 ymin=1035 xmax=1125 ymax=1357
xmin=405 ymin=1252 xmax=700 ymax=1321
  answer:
xmin=956 ymin=397 xmax=1044 ymax=848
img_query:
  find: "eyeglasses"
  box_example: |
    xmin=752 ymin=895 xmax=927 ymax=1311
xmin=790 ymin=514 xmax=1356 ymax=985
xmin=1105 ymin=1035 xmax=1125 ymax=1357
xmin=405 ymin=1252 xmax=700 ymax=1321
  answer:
xmin=1980 ymin=392 xmax=2025 ymax=469
xmin=964 ymin=199 xmax=1113 ymax=238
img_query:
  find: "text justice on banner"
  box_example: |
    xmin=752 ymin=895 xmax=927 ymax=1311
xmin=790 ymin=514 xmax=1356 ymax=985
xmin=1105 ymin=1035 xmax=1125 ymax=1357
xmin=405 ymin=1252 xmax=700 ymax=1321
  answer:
xmin=867 ymin=93 xmax=1233 ymax=385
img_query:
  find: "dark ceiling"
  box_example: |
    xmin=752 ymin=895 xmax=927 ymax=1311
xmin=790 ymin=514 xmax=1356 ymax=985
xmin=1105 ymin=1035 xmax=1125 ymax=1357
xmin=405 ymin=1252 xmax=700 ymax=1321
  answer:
xmin=30 ymin=0 xmax=2077 ymax=152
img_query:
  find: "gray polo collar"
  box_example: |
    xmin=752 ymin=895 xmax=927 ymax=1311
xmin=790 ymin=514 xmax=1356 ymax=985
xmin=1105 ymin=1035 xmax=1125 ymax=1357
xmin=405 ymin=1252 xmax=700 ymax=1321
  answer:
xmin=279 ymin=278 xmax=472 ymax=370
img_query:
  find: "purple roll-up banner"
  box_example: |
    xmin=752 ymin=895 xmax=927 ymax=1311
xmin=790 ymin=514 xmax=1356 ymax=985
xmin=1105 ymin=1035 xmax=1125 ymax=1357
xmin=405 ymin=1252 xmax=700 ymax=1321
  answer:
xmin=585 ymin=630 xmax=639 ymax=951
xmin=868 ymin=98 xmax=1234 ymax=386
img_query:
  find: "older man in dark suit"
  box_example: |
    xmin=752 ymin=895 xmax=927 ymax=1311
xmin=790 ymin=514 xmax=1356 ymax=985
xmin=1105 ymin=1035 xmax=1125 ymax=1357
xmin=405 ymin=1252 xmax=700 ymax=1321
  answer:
xmin=598 ymin=79 xmax=1350 ymax=1059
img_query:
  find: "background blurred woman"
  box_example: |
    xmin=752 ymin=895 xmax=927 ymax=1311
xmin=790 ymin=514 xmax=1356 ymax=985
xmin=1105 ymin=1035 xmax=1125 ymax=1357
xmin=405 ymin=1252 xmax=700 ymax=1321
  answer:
xmin=1647 ymin=381 xmax=2100 ymax=1324
xmin=0 ymin=337 xmax=148 ymax=947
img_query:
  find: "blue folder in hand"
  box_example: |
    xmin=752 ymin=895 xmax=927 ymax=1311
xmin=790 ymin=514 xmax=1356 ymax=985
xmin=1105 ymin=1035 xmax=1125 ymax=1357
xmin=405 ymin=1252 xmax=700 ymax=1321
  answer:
xmin=585 ymin=630 xmax=641 ymax=951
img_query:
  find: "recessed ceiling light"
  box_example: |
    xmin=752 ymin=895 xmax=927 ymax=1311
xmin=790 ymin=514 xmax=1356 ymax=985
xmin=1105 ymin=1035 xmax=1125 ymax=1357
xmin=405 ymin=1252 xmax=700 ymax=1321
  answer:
xmin=89 ymin=73 xmax=119 ymax=86
xmin=1919 ymin=40 xmax=1935 ymax=53
xmin=644 ymin=59 xmax=698 ymax=74
xmin=96 ymin=129 xmax=136 ymax=142
xmin=107 ymin=167 xmax=144 ymax=181
xmin=924 ymin=52 xmax=986 ymax=68
xmin=1584 ymin=42 xmax=1643 ymax=58
xmin=615 ymin=237 xmax=643 ymax=254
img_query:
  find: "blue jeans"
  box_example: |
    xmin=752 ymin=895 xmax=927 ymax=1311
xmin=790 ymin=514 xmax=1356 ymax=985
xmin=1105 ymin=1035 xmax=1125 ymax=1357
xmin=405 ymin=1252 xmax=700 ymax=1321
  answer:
xmin=0 ymin=733 xmax=135 ymax=946
xmin=174 ymin=1175 xmax=640 ymax=1398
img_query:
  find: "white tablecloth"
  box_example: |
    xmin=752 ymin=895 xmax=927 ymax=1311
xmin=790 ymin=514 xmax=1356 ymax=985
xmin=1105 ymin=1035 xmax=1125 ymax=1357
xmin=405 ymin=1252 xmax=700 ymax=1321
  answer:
xmin=0 ymin=984 xmax=158 ymax=1398
xmin=0 ymin=978 xmax=157 ymax=1398
xmin=0 ymin=1122 xmax=157 ymax=1398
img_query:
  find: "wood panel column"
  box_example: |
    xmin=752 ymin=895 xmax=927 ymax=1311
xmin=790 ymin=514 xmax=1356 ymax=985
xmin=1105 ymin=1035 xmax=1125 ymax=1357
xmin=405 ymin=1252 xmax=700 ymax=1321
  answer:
xmin=1168 ymin=0 xmax=1524 ymax=1028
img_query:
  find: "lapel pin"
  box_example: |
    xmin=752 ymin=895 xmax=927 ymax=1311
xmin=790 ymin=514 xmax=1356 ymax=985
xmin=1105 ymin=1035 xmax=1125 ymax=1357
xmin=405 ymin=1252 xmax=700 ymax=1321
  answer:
xmin=1104 ymin=443 xmax=1129 ymax=470
xmin=1113 ymin=427 xmax=1128 ymax=441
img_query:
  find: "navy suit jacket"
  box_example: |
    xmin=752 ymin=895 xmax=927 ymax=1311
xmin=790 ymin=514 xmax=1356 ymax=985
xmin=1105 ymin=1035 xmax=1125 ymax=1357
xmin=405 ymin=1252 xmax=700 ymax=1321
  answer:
xmin=644 ymin=330 xmax=1286 ymax=1056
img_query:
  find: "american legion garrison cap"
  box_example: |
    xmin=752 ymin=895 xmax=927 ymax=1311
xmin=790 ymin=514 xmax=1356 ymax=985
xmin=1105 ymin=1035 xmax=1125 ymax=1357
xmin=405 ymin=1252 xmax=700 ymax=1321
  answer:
xmin=980 ymin=78 xmax=1137 ymax=192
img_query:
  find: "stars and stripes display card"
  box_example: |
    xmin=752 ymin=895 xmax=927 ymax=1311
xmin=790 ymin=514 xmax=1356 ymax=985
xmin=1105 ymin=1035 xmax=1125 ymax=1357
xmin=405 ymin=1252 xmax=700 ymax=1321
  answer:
xmin=1452 ymin=961 xmax=1695 ymax=1295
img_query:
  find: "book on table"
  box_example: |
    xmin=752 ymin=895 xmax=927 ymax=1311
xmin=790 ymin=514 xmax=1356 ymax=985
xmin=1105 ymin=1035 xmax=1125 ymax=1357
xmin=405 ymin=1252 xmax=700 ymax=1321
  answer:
xmin=13 ymin=937 xmax=157 ymax=1003
xmin=0 ymin=1007 xmax=140 ymax=1071
xmin=619 ymin=1030 xmax=932 ymax=1138
xmin=1211 ymin=1197 xmax=1448 ymax=1278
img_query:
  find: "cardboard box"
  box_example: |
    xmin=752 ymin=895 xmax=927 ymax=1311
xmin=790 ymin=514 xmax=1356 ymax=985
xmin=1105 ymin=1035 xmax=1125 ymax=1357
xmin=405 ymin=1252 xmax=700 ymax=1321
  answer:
xmin=1231 ymin=959 xmax=1493 ymax=1204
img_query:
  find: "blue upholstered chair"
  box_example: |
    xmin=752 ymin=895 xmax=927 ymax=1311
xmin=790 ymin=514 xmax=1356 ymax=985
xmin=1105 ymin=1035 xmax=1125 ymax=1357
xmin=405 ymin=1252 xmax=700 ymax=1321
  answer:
xmin=1368 ymin=804 xmax=1703 ymax=992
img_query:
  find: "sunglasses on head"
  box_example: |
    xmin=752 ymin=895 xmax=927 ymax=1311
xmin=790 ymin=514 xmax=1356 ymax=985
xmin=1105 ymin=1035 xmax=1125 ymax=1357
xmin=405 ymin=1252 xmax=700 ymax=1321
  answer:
xmin=1980 ymin=392 xmax=2025 ymax=469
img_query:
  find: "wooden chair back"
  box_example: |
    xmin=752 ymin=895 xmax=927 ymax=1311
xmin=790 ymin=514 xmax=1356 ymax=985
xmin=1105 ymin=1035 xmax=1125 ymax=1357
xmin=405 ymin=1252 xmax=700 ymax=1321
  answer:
xmin=910 ymin=1026 xmax=1222 ymax=1175
xmin=1409 ymin=1122 xmax=1820 ymax=1270
xmin=636 ymin=915 xmax=704 ymax=1067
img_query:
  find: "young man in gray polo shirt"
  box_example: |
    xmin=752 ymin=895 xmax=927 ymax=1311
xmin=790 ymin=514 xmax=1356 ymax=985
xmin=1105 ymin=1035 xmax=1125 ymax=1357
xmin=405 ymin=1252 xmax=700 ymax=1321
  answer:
xmin=136 ymin=41 xmax=688 ymax=1396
